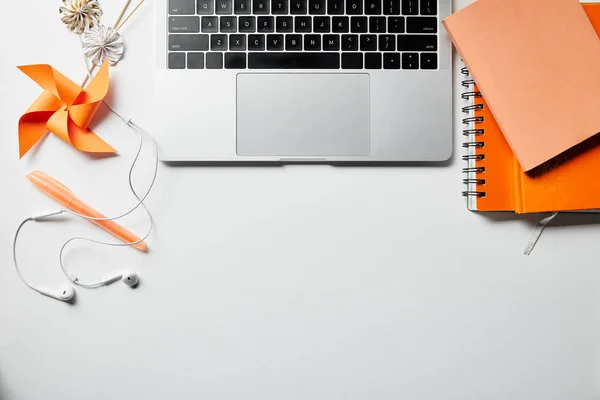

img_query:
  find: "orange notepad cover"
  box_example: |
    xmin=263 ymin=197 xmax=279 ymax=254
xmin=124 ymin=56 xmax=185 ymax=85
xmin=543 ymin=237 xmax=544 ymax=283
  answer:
xmin=465 ymin=3 xmax=600 ymax=213
xmin=444 ymin=0 xmax=600 ymax=172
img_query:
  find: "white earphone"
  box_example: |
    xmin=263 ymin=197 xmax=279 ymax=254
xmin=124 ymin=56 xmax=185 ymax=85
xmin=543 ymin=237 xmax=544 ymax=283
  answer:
xmin=68 ymin=270 xmax=139 ymax=288
xmin=103 ymin=271 xmax=139 ymax=287
xmin=12 ymin=108 xmax=155 ymax=303
xmin=36 ymin=285 xmax=75 ymax=302
xmin=28 ymin=272 xmax=137 ymax=303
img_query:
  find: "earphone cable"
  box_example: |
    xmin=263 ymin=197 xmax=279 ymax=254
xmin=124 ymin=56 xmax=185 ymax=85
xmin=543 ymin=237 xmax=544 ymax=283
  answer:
xmin=13 ymin=117 xmax=158 ymax=290
xmin=58 ymin=120 xmax=158 ymax=288
xmin=13 ymin=218 xmax=40 ymax=294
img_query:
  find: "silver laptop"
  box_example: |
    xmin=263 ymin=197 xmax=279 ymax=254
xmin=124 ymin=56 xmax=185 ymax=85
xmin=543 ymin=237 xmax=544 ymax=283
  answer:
xmin=154 ymin=0 xmax=452 ymax=162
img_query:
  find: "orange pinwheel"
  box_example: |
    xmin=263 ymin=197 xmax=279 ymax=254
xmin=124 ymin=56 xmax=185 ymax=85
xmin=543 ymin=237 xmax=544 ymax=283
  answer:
xmin=17 ymin=61 xmax=116 ymax=158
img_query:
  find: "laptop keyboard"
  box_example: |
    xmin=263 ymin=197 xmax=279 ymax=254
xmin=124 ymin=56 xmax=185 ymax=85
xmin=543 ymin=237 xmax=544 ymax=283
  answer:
xmin=167 ymin=0 xmax=438 ymax=69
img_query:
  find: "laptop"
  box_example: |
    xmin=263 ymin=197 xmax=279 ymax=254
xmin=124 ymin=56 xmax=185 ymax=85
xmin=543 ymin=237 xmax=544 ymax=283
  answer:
xmin=154 ymin=0 xmax=452 ymax=162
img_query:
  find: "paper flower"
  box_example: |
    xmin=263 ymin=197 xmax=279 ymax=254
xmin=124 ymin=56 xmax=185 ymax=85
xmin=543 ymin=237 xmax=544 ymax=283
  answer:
xmin=82 ymin=25 xmax=124 ymax=66
xmin=17 ymin=61 xmax=116 ymax=157
xmin=59 ymin=0 xmax=103 ymax=33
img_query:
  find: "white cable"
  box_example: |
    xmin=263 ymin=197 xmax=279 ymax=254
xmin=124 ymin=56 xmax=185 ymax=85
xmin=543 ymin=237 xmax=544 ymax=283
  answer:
xmin=13 ymin=118 xmax=158 ymax=290
xmin=13 ymin=218 xmax=40 ymax=294
xmin=12 ymin=50 xmax=159 ymax=292
xmin=59 ymin=120 xmax=158 ymax=288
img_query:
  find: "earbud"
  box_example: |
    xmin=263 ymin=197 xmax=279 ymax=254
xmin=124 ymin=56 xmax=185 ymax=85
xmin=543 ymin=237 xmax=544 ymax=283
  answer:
xmin=121 ymin=271 xmax=139 ymax=287
xmin=99 ymin=271 xmax=139 ymax=287
xmin=36 ymin=285 xmax=75 ymax=302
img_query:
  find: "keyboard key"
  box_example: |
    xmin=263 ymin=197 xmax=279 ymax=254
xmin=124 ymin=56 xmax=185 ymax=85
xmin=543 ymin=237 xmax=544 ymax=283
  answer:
xmin=216 ymin=0 xmax=233 ymax=13
xmin=401 ymin=0 xmax=418 ymax=15
xmin=314 ymin=17 xmax=330 ymax=32
xmin=258 ymin=16 xmax=275 ymax=32
xmin=369 ymin=16 xmax=386 ymax=32
xmin=235 ymin=0 xmax=252 ymax=13
xmin=220 ymin=16 xmax=237 ymax=32
xmin=168 ymin=52 xmax=186 ymax=69
xmin=383 ymin=52 xmax=400 ymax=69
xmin=402 ymin=52 xmax=419 ymax=69
xmin=276 ymin=16 xmax=293 ymax=32
xmin=397 ymin=34 xmax=436 ymax=50
xmin=169 ymin=16 xmax=200 ymax=33
xmin=388 ymin=16 xmax=405 ymax=32
xmin=350 ymin=16 xmax=367 ymax=32
xmin=286 ymin=34 xmax=303 ymax=50
xmin=206 ymin=52 xmax=224 ymax=68
xmin=267 ymin=34 xmax=284 ymax=50
xmin=332 ymin=16 xmax=349 ymax=32
xmin=365 ymin=0 xmax=381 ymax=15
xmin=239 ymin=16 xmax=256 ymax=32
xmin=291 ymin=0 xmax=308 ymax=14
xmin=365 ymin=52 xmax=382 ymax=69
xmin=341 ymin=34 xmax=358 ymax=50
xmin=169 ymin=34 xmax=209 ymax=50
xmin=248 ymin=34 xmax=266 ymax=50
xmin=328 ymin=0 xmax=344 ymax=14
xmin=342 ymin=52 xmax=362 ymax=69
xmin=201 ymin=16 xmax=218 ymax=32
xmin=169 ymin=0 xmax=196 ymax=14
xmin=407 ymin=16 xmax=437 ymax=33
xmin=248 ymin=52 xmax=340 ymax=68
xmin=384 ymin=0 xmax=400 ymax=15
xmin=309 ymin=0 xmax=326 ymax=14
xmin=420 ymin=52 xmax=437 ymax=69
xmin=272 ymin=0 xmax=288 ymax=13
xmin=379 ymin=34 xmax=395 ymax=51
xmin=420 ymin=0 xmax=436 ymax=15
xmin=197 ymin=0 xmax=214 ymax=14
xmin=323 ymin=34 xmax=340 ymax=50
xmin=253 ymin=0 xmax=270 ymax=14
xmin=230 ymin=34 xmax=247 ymax=50
xmin=225 ymin=52 xmax=247 ymax=68
xmin=304 ymin=34 xmax=321 ymax=50
xmin=360 ymin=34 xmax=376 ymax=51
xmin=346 ymin=0 xmax=362 ymax=15
xmin=211 ymin=34 xmax=228 ymax=50
xmin=187 ymin=52 xmax=205 ymax=68
xmin=295 ymin=16 xmax=312 ymax=32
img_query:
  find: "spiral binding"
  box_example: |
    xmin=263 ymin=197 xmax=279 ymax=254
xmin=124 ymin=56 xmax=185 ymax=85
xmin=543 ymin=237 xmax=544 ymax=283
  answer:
xmin=461 ymin=66 xmax=486 ymax=199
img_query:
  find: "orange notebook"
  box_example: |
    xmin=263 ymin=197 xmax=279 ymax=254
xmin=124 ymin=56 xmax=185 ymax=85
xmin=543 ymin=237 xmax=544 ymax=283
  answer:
xmin=444 ymin=0 xmax=600 ymax=172
xmin=462 ymin=3 xmax=600 ymax=213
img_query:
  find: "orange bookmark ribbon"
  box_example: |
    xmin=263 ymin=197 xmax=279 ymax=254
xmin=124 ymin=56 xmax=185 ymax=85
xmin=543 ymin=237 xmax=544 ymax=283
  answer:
xmin=17 ymin=61 xmax=116 ymax=158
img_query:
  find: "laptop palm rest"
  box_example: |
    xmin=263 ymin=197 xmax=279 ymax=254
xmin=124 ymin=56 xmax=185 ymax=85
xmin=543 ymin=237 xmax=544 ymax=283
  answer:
xmin=236 ymin=74 xmax=370 ymax=157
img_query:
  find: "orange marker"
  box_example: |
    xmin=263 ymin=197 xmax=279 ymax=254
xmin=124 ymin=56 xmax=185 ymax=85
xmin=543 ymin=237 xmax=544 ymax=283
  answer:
xmin=26 ymin=170 xmax=147 ymax=252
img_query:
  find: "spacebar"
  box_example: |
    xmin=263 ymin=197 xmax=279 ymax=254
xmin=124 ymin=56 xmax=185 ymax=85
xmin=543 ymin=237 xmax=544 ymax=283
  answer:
xmin=248 ymin=53 xmax=340 ymax=69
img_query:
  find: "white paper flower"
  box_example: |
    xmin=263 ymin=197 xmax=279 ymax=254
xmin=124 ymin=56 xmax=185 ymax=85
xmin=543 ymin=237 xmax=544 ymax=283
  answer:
xmin=82 ymin=25 xmax=124 ymax=66
xmin=59 ymin=0 xmax=103 ymax=33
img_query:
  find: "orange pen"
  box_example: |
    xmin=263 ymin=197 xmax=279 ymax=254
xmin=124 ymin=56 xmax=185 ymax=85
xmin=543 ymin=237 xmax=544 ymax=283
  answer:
xmin=26 ymin=170 xmax=147 ymax=252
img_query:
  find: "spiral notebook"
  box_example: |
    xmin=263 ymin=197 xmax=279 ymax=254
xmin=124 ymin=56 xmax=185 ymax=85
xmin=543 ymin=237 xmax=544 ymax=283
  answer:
xmin=461 ymin=3 xmax=600 ymax=213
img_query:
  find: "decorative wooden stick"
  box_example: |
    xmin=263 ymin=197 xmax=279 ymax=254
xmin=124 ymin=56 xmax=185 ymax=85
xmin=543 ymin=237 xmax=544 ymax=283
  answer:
xmin=81 ymin=0 xmax=134 ymax=87
xmin=114 ymin=0 xmax=134 ymax=28
xmin=116 ymin=0 xmax=146 ymax=32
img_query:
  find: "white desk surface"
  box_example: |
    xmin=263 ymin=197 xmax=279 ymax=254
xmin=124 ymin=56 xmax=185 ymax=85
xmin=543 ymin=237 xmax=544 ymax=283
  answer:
xmin=2 ymin=1 xmax=600 ymax=399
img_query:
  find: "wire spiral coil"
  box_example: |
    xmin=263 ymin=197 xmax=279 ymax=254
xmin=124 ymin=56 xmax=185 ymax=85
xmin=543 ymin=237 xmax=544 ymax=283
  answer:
xmin=461 ymin=67 xmax=486 ymax=198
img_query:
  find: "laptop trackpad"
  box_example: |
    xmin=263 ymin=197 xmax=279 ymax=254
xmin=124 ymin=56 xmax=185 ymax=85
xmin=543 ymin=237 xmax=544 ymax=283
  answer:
xmin=236 ymin=74 xmax=370 ymax=157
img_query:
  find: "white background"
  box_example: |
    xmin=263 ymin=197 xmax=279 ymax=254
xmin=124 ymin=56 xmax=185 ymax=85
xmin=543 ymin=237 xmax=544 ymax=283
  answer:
xmin=1 ymin=1 xmax=600 ymax=399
